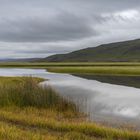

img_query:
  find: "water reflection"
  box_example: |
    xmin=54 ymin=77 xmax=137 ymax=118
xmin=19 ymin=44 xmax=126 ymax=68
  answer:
xmin=73 ymin=74 xmax=140 ymax=88
xmin=0 ymin=68 xmax=140 ymax=128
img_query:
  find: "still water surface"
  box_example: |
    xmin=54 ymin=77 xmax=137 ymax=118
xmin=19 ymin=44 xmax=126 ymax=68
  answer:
xmin=0 ymin=68 xmax=140 ymax=128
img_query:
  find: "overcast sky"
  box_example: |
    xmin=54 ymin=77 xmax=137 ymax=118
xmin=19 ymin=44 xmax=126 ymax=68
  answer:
xmin=0 ymin=0 xmax=140 ymax=58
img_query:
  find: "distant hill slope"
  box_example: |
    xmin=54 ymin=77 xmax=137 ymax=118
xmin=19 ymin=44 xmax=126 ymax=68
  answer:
xmin=40 ymin=39 xmax=140 ymax=62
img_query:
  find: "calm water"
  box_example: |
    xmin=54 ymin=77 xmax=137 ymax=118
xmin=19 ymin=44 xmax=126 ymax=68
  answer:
xmin=0 ymin=68 xmax=140 ymax=128
xmin=74 ymin=74 xmax=140 ymax=88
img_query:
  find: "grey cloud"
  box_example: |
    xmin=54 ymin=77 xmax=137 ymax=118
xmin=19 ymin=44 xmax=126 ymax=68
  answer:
xmin=16 ymin=45 xmax=73 ymax=54
xmin=0 ymin=0 xmax=140 ymax=58
xmin=0 ymin=13 xmax=98 ymax=42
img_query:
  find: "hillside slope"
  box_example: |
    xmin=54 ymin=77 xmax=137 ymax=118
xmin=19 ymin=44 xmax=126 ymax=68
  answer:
xmin=41 ymin=39 xmax=140 ymax=62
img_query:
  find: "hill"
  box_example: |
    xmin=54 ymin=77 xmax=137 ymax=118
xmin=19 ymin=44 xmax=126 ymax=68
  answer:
xmin=40 ymin=39 xmax=140 ymax=62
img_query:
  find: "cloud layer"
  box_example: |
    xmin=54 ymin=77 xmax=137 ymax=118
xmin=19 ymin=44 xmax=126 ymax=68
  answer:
xmin=0 ymin=0 xmax=140 ymax=58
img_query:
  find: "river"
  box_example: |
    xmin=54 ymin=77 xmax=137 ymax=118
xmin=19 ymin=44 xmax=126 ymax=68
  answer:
xmin=0 ymin=68 xmax=140 ymax=128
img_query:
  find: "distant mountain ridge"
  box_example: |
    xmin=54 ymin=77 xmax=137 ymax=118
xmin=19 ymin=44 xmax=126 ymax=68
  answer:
xmin=39 ymin=39 xmax=140 ymax=62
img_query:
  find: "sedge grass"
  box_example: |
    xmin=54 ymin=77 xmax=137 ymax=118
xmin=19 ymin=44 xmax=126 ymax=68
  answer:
xmin=0 ymin=77 xmax=77 ymax=113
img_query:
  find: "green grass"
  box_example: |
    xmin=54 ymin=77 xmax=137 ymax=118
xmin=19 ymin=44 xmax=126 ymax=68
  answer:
xmin=47 ymin=66 xmax=140 ymax=76
xmin=0 ymin=77 xmax=77 ymax=112
xmin=1 ymin=62 xmax=140 ymax=76
xmin=0 ymin=77 xmax=140 ymax=139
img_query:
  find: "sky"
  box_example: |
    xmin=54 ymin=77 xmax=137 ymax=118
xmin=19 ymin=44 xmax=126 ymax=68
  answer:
xmin=0 ymin=0 xmax=140 ymax=58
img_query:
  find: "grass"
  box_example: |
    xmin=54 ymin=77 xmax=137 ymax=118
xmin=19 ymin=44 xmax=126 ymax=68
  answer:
xmin=0 ymin=77 xmax=140 ymax=139
xmin=1 ymin=107 xmax=140 ymax=140
xmin=0 ymin=77 xmax=77 ymax=111
xmin=1 ymin=62 xmax=140 ymax=76
xmin=47 ymin=66 xmax=140 ymax=76
xmin=1 ymin=62 xmax=140 ymax=67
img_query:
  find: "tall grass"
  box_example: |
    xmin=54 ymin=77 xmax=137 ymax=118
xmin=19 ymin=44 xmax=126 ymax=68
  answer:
xmin=0 ymin=77 xmax=76 ymax=113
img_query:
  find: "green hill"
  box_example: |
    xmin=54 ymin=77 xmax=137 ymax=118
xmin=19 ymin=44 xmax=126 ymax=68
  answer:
xmin=41 ymin=39 xmax=140 ymax=62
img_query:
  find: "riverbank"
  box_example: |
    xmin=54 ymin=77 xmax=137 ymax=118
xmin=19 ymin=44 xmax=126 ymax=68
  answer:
xmin=1 ymin=62 xmax=140 ymax=76
xmin=0 ymin=77 xmax=140 ymax=139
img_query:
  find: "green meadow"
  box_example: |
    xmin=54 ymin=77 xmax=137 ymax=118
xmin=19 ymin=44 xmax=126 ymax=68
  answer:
xmin=47 ymin=66 xmax=140 ymax=76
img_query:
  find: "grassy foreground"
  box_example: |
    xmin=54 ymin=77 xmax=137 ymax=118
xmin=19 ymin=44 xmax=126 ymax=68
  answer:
xmin=0 ymin=77 xmax=140 ymax=139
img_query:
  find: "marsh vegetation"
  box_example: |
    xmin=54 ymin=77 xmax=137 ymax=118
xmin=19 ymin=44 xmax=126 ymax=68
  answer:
xmin=0 ymin=76 xmax=140 ymax=139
